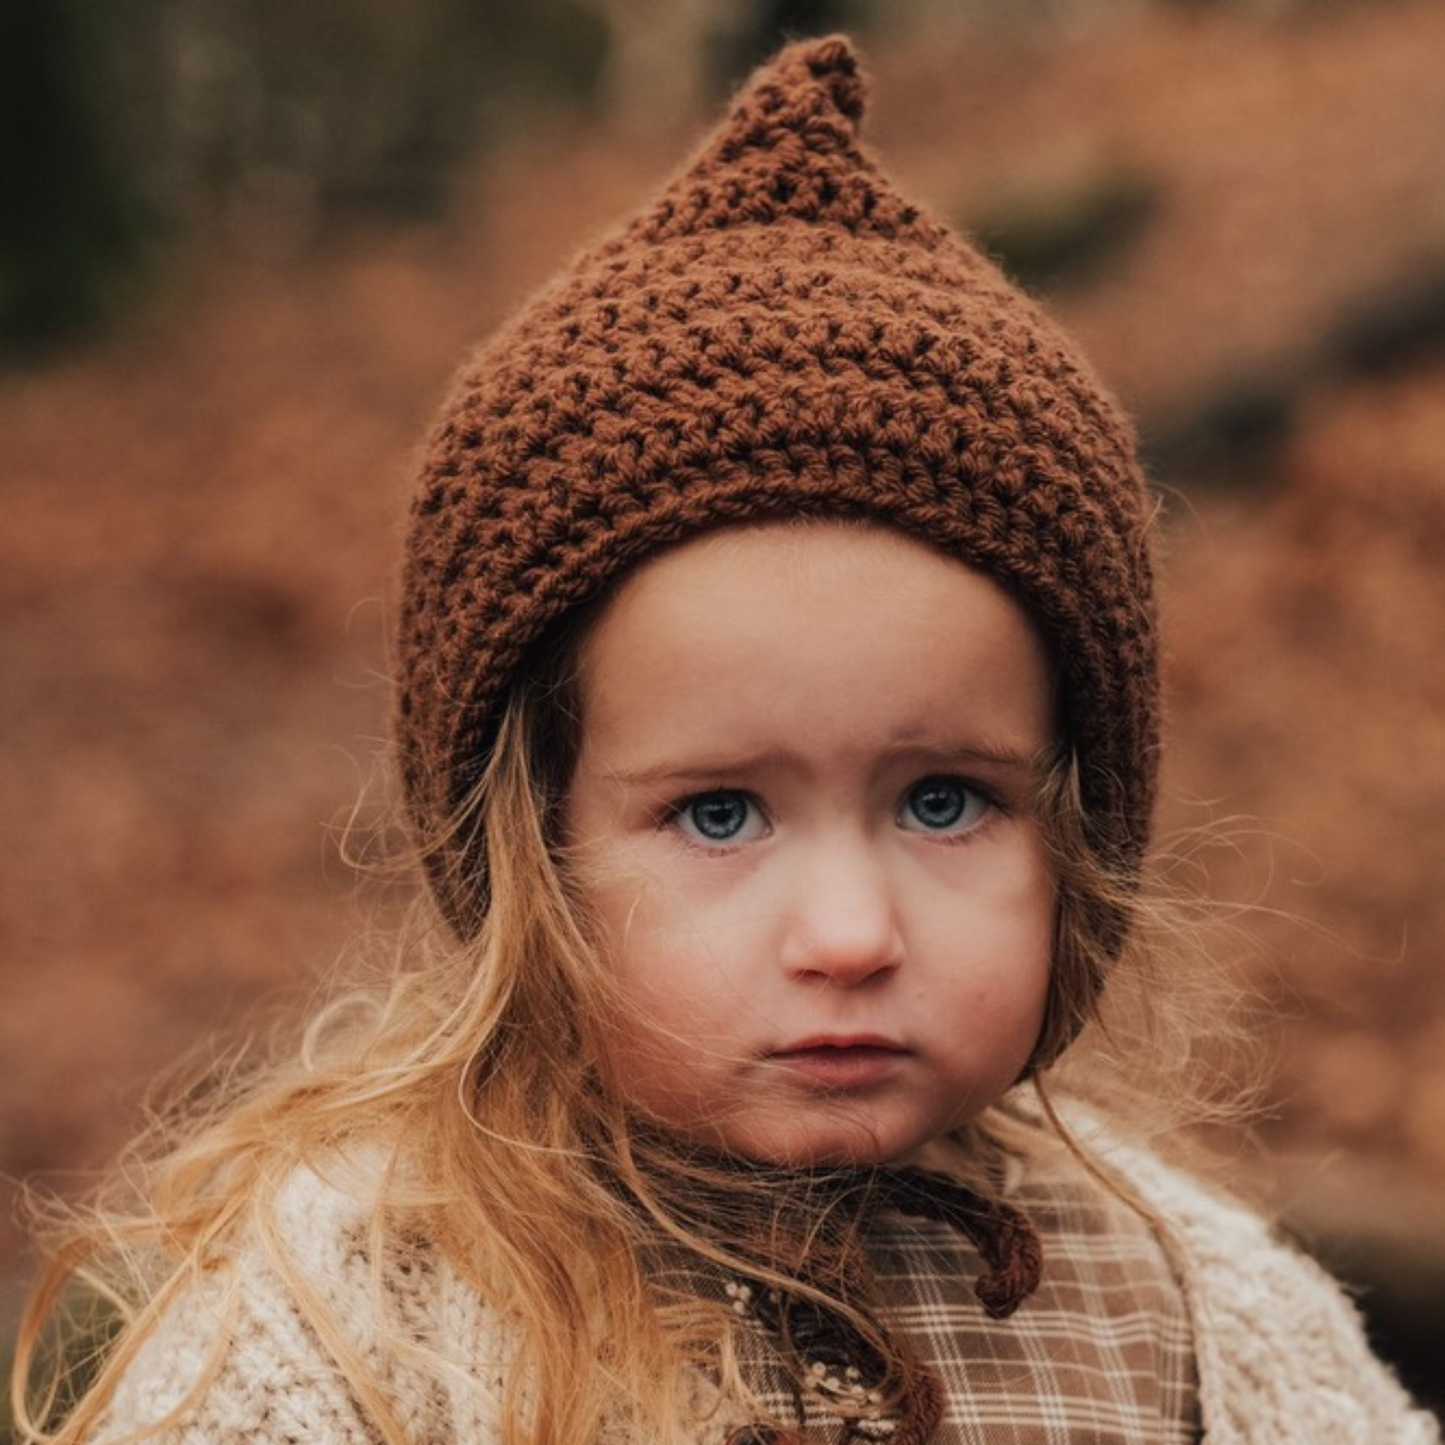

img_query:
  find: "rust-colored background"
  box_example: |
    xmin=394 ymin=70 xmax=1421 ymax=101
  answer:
xmin=4 ymin=0 xmax=1444 ymax=1416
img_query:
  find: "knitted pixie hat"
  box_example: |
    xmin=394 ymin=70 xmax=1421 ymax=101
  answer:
xmin=397 ymin=35 xmax=1159 ymax=931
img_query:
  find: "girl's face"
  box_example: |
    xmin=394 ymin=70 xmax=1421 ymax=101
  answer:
xmin=564 ymin=523 xmax=1056 ymax=1167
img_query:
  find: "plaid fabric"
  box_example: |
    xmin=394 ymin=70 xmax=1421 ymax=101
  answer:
xmin=729 ymin=1154 xmax=1199 ymax=1445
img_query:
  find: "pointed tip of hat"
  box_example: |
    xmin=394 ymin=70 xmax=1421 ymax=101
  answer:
xmin=630 ymin=33 xmax=939 ymax=247
xmin=760 ymin=33 xmax=866 ymax=128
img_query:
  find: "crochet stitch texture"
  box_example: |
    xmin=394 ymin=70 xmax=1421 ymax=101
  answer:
xmin=396 ymin=35 xmax=1159 ymax=928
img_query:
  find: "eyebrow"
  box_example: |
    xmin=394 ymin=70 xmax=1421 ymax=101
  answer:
xmin=604 ymin=742 xmax=1050 ymax=789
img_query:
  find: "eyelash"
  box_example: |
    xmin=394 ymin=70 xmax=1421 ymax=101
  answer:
xmin=898 ymin=775 xmax=1001 ymax=843
xmin=661 ymin=790 xmax=769 ymax=851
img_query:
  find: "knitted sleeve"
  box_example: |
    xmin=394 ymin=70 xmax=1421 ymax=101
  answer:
xmin=97 ymin=1257 xmax=380 ymax=1444
xmin=92 ymin=1163 xmax=508 ymax=1445
xmin=1102 ymin=1139 xmax=1441 ymax=1445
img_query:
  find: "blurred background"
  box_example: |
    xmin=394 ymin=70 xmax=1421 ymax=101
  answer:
xmin=3 ymin=0 xmax=1444 ymax=1425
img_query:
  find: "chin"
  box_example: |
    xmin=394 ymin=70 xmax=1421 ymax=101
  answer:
xmin=711 ymin=1115 xmax=937 ymax=1171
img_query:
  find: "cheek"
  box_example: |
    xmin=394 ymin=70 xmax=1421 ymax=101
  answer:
xmin=994 ymin=873 xmax=1059 ymax=1068
xmin=581 ymin=871 xmax=772 ymax=1065
xmin=574 ymin=832 xmax=754 ymax=963
xmin=573 ymin=862 xmax=650 ymax=976
xmin=572 ymin=853 xmax=695 ymax=1002
xmin=1013 ymin=886 xmax=1058 ymax=1026
xmin=936 ymin=854 xmax=1055 ymax=1022
xmin=561 ymin=833 xmax=669 ymax=1030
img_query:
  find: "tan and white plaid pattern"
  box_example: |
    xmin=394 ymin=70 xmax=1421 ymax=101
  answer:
xmin=734 ymin=1159 xmax=1199 ymax=1445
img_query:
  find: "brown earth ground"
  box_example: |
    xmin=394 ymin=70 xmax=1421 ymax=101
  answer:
xmin=4 ymin=0 xmax=1445 ymax=1407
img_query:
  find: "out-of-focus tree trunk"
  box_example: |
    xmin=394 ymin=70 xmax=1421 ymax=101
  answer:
xmin=0 ymin=0 xmax=150 ymax=351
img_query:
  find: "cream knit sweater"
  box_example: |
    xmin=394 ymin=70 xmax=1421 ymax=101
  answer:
xmin=99 ymin=1142 xmax=1440 ymax=1445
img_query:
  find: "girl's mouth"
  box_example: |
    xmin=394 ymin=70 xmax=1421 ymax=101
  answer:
xmin=767 ymin=1037 xmax=909 ymax=1090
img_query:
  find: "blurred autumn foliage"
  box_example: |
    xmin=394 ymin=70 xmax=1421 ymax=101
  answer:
xmin=4 ymin=0 xmax=1445 ymax=1416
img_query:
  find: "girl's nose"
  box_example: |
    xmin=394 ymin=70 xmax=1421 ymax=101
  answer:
xmin=778 ymin=842 xmax=905 ymax=986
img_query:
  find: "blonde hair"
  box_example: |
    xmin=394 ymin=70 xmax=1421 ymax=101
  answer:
xmin=11 ymin=625 xmax=1256 ymax=1445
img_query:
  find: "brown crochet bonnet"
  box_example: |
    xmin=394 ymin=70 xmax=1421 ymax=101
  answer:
xmin=396 ymin=35 xmax=1160 ymax=932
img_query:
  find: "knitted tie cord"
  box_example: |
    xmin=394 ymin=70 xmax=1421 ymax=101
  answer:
xmin=396 ymin=35 xmax=1160 ymax=931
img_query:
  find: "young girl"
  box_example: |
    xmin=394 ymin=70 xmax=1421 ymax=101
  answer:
xmin=15 ymin=36 xmax=1438 ymax=1445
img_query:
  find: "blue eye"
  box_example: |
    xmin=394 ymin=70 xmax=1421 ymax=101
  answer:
xmin=899 ymin=776 xmax=990 ymax=835
xmin=674 ymin=791 xmax=765 ymax=845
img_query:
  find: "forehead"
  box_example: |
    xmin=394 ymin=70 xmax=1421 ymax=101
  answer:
xmin=573 ymin=521 xmax=1057 ymax=764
